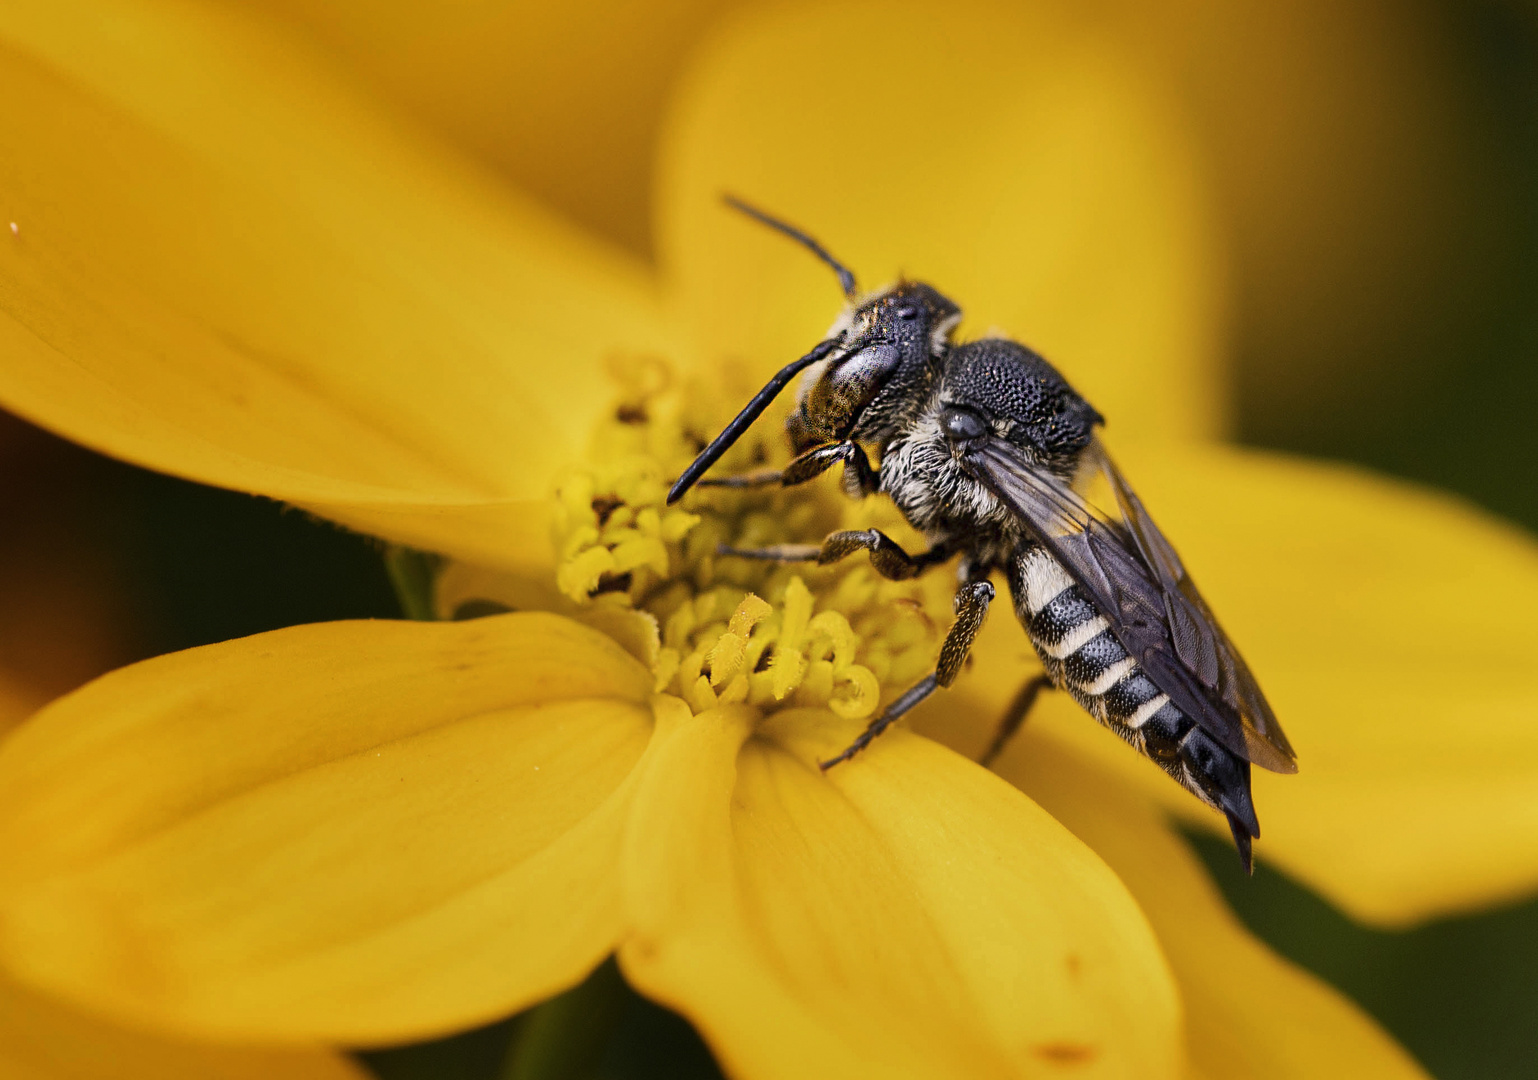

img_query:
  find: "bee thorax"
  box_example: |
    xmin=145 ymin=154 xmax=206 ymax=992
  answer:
xmin=877 ymin=400 xmax=1015 ymax=540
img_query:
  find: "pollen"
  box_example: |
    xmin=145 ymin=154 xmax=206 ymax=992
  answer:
xmin=550 ymin=363 xmax=944 ymax=721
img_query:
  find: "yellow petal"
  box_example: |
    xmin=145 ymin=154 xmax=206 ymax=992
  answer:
xmin=1000 ymin=739 xmax=1430 ymax=1080
xmin=0 ymin=670 xmax=45 ymax=734
xmin=433 ymin=556 xmax=568 ymax=621
xmin=0 ymin=969 xmax=367 ymax=1080
xmin=657 ymin=0 xmax=1224 ymax=441
xmin=259 ymin=0 xmax=722 ymax=255
xmin=619 ymin=700 xmax=1181 ymax=1079
xmin=314 ymin=499 xmax=559 ymax=581
xmin=0 ymin=0 xmax=675 ymax=568
xmin=0 ymin=613 xmax=655 ymax=1043
xmin=937 ymin=443 xmax=1538 ymax=926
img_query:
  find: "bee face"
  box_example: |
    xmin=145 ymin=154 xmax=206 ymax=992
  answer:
xmin=789 ymin=282 xmax=961 ymax=452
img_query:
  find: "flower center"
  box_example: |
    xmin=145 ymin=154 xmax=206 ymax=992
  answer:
xmin=551 ymin=361 xmax=942 ymax=719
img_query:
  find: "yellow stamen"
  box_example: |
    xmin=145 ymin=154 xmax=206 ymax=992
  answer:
xmin=556 ymin=545 xmax=616 ymax=602
xmin=705 ymin=594 xmax=773 ymax=687
xmin=768 ymin=647 xmax=807 ymax=701
xmin=549 ymin=368 xmax=945 ymax=728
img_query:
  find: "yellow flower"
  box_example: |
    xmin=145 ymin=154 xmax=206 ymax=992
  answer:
xmin=0 ymin=965 xmax=366 ymax=1079
xmin=0 ymin=1 xmax=1530 ymax=1078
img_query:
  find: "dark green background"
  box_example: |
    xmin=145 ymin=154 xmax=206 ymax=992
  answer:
xmin=5 ymin=1 xmax=1538 ymax=1076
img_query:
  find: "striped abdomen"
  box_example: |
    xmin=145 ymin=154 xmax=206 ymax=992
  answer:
xmin=1007 ymin=546 xmax=1259 ymax=852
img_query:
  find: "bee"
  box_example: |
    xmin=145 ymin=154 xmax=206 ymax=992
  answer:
xmin=668 ymin=198 xmax=1297 ymax=872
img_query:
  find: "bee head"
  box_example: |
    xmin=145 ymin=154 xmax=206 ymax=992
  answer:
xmin=938 ymin=338 xmax=1103 ymax=472
xmin=666 ymin=200 xmax=966 ymax=504
xmin=789 ymin=281 xmax=962 ymax=451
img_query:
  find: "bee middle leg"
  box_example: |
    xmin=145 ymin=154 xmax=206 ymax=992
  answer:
xmin=979 ymin=673 xmax=1055 ymax=768
xmin=720 ymin=530 xmax=953 ymax=581
xmin=820 ymin=578 xmax=994 ymax=770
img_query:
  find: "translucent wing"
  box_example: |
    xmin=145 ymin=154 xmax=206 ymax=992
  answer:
xmin=962 ymin=437 xmax=1298 ymax=774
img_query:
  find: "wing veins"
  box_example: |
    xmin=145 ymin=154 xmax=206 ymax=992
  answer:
xmin=964 ymin=438 xmax=1296 ymax=773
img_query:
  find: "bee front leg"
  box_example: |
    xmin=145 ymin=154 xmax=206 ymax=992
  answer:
xmin=819 ymin=579 xmax=994 ymax=770
xmin=695 ymin=441 xmax=879 ymax=496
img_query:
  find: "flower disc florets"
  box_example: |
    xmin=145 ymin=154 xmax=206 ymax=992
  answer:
xmin=551 ymin=360 xmax=944 ymax=721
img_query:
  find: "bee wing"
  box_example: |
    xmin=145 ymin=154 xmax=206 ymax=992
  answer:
xmin=1085 ymin=441 xmax=1298 ymax=772
xmin=962 ymin=436 xmax=1298 ymax=774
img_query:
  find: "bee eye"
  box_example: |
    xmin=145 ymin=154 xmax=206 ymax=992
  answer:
xmin=896 ymin=305 xmax=919 ymax=320
xmin=941 ymin=404 xmax=988 ymax=441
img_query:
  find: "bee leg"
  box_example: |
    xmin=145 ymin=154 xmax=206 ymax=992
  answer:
xmin=783 ymin=441 xmax=880 ymax=496
xmin=720 ymin=530 xmax=952 ymax=580
xmin=715 ymin=542 xmax=824 ymax=562
xmin=696 ymin=441 xmax=879 ymax=496
xmin=820 ymin=579 xmax=994 ymax=770
xmin=817 ymin=674 xmax=938 ymax=771
xmin=821 ymin=529 xmax=953 ymax=580
xmin=694 ymin=466 xmax=785 ymax=488
xmin=978 ymin=673 xmax=1054 ymax=768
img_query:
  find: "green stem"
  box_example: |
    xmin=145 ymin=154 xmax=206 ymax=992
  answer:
xmin=383 ymin=546 xmax=442 ymax=621
xmin=501 ymin=958 xmax=631 ymax=1080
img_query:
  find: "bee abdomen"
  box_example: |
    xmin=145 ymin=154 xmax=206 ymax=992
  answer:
xmin=1010 ymin=549 xmax=1171 ymax=733
xmin=1007 ymin=548 xmax=1259 ymax=857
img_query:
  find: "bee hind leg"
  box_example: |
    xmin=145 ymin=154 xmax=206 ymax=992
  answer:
xmin=978 ymin=673 xmax=1054 ymax=768
xmin=820 ymin=579 xmax=994 ymax=770
xmin=817 ymin=673 xmax=939 ymax=771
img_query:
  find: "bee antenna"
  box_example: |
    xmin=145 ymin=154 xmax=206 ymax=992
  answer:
xmin=723 ymin=194 xmax=858 ymax=299
xmin=667 ymin=337 xmax=841 ymax=504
